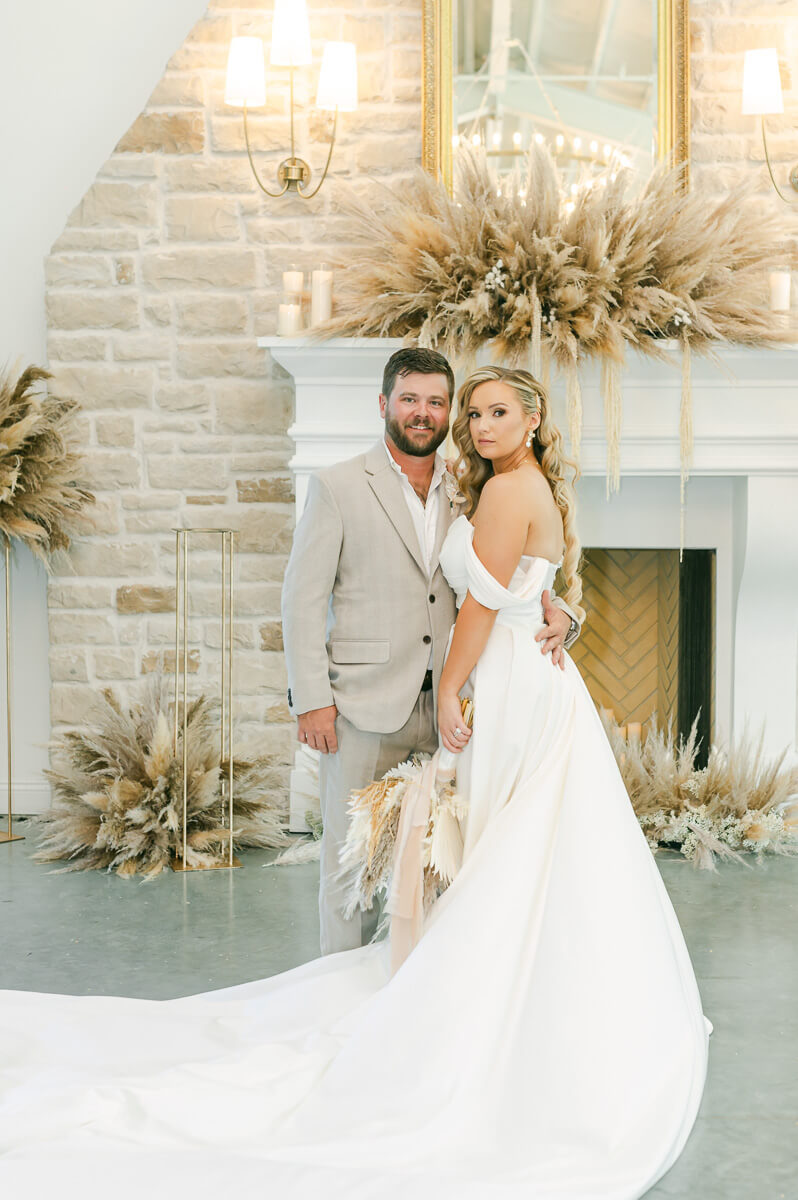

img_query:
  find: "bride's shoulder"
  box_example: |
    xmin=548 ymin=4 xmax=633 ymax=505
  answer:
xmin=473 ymin=473 xmax=528 ymax=530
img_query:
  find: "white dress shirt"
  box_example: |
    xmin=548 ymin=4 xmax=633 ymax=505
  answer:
xmin=384 ymin=440 xmax=446 ymax=668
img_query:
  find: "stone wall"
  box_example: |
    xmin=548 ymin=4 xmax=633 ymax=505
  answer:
xmin=44 ymin=0 xmax=798 ymax=806
xmin=45 ymin=0 xmax=423 ymax=803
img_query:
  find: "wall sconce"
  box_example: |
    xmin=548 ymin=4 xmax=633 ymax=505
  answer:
xmin=225 ymin=0 xmax=357 ymax=200
xmin=742 ymin=47 xmax=798 ymax=204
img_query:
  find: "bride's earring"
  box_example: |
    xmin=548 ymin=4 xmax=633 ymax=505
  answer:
xmin=525 ymin=430 xmax=534 ymax=448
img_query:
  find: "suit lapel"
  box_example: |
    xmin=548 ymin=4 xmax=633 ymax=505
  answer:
xmin=364 ymin=443 xmax=427 ymax=577
xmin=432 ymin=484 xmax=456 ymax=571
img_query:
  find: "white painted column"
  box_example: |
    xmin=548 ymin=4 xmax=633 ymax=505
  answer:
xmin=733 ymin=475 xmax=798 ymax=761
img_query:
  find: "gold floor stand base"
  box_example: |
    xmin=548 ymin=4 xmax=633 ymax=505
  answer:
xmin=0 ymin=831 xmax=24 ymax=843
xmin=171 ymin=856 xmax=242 ymax=872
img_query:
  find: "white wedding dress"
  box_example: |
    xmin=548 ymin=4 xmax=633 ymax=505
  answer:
xmin=0 ymin=514 xmax=710 ymax=1200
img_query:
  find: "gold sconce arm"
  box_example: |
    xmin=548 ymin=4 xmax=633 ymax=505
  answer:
xmin=760 ymin=116 xmax=798 ymax=205
xmin=242 ymin=102 xmax=340 ymax=201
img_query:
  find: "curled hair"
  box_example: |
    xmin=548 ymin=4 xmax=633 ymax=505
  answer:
xmin=451 ymin=366 xmax=585 ymax=623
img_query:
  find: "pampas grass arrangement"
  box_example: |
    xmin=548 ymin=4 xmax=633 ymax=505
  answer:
xmin=35 ymin=679 xmax=289 ymax=877
xmin=0 ymin=365 xmax=93 ymax=562
xmin=602 ymin=715 xmax=798 ymax=870
xmin=320 ymin=147 xmax=786 ymax=492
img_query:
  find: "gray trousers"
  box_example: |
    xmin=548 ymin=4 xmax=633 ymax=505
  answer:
xmin=318 ymin=689 xmax=438 ymax=956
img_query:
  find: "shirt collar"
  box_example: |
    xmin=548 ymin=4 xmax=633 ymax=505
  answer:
xmin=383 ymin=439 xmax=446 ymax=487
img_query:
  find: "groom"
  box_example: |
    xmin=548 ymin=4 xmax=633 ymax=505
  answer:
xmin=282 ymin=347 xmax=580 ymax=955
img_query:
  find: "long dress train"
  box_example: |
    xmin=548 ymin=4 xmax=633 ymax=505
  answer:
xmin=0 ymin=514 xmax=710 ymax=1199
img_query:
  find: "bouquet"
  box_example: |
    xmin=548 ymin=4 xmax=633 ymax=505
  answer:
xmin=337 ymin=697 xmax=473 ymax=969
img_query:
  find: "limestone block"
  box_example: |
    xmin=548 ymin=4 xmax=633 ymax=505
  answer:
xmin=144 ymin=298 xmax=172 ymax=327
xmin=221 ymin=582 xmax=282 ymax=617
xmin=146 ymin=74 xmax=205 ymax=107
xmin=237 ymin=507 xmax=294 ymax=554
xmin=355 ymin=134 xmax=420 ymax=172
xmin=71 ymin=181 xmax=158 ymax=228
xmin=45 ymin=255 xmax=113 ymax=288
xmin=116 ymin=585 xmax=175 ymax=614
xmin=70 ymin=495 xmax=121 ymax=535
xmin=236 ymin=476 xmax=294 ymax=503
xmin=186 ymin=494 xmax=227 ymax=505
xmin=94 ymin=649 xmax=138 ymax=680
xmin=156 ymin=383 xmax=210 ymax=412
xmin=46 ymin=292 xmax=139 ymax=331
xmin=692 ymin=95 xmax=751 ymax=135
xmin=203 ymin=622 xmax=254 ymax=649
xmin=390 ymin=13 xmax=421 ymax=43
xmin=125 ymin=511 xmax=181 ymax=534
xmin=116 ymin=112 xmax=205 ymax=155
xmin=49 ymin=612 xmax=116 ymax=644
xmin=177 ymin=341 xmax=267 ymax=379
xmin=68 ymin=542 xmax=156 ymax=577
xmin=209 ymin=115 xmax=291 ymax=154
xmin=259 ymin=620 xmax=284 ymax=651
xmin=147 ymin=455 xmax=227 ymax=490
xmin=239 ymin=554 xmax=288 ymax=582
xmin=231 ymin=448 xmax=293 ymax=472
xmin=48 ymin=582 xmax=113 ymax=609
xmin=213 ymin=381 xmax=293 ymax=431
xmin=358 ymin=60 xmax=389 ymax=103
xmin=114 ymin=258 xmax=135 ymax=285
xmin=142 ymin=649 xmax=200 ymax=674
xmin=51 ymin=684 xmax=103 ymax=725
xmin=167 ymin=44 xmax=229 ymax=72
xmin=95 ymin=415 xmax=136 ymax=447
xmin=164 ymin=159 xmax=255 ymax=192
xmin=51 ymin=229 xmax=139 ymax=253
xmin=99 ymin=155 xmax=159 ymax=179
xmin=81 ymin=451 xmax=141 ymax=490
xmin=166 ymin=196 xmax=241 ymax=241
xmin=394 ymin=81 xmax=422 ymax=103
xmin=185 ymin=14 xmax=233 ymax=43
xmin=112 ymin=334 xmax=171 ymax=361
xmin=49 ymin=649 xmax=90 ymax=682
xmin=711 ymin=21 xmax=786 ymax=56
xmin=234 ymin=653 xmax=287 ymax=694
xmin=122 ymin=491 xmax=181 ymax=510
xmin=264 ymin=698 xmax=292 ymax=724
xmin=146 ymin=617 xmax=200 ymax=645
xmin=46 ymin=334 xmax=108 ymax=362
xmin=176 ymin=295 xmax=249 ymax=335
xmin=142 ymin=249 xmax=256 ymax=290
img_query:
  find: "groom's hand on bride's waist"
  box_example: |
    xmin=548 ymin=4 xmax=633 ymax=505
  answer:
xmin=535 ymin=592 xmax=570 ymax=671
xmin=297 ymin=705 xmax=339 ymax=754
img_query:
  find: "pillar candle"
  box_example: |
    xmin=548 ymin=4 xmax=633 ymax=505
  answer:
xmin=277 ymin=301 xmax=303 ymax=336
xmin=769 ymin=269 xmax=791 ymax=312
xmin=311 ymin=266 xmax=333 ymax=325
xmin=282 ymin=269 xmax=304 ymax=297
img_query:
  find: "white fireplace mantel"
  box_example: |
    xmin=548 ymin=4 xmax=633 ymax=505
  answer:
xmin=260 ymin=336 xmax=798 ymax=782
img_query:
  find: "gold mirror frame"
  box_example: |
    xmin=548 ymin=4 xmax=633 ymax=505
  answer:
xmin=422 ymin=0 xmax=690 ymax=192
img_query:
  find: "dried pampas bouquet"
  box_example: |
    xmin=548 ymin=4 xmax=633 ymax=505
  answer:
xmin=35 ymin=678 xmax=290 ymax=877
xmin=319 ymin=146 xmax=787 ymax=496
xmin=0 ymin=364 xmax=93 ymax=563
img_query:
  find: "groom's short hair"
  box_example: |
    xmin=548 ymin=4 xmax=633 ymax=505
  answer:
xmin=382 ymin=348 xmax=455 ymax=404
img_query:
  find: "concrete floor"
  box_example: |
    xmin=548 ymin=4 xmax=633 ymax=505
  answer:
xmin=2 ymin=820 xmax=797 ymax=1198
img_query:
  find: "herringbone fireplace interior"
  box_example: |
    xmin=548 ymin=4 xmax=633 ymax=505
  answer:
xmin=568 ymin=548 xmax=714 ymax=757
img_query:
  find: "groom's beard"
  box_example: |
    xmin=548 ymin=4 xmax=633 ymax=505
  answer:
xmin=385 ymin=414 xmax=449 ymax=458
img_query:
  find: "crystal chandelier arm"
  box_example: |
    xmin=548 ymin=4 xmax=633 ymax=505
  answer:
xmin=760 ymin=117 xmax=798 ymax=205
xmin=297 ymin=108 xmax=339 ymax=200
xmin=243 ymin=103 xmax=290 ymax=198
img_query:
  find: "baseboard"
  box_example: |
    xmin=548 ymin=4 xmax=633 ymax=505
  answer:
xmin=0 ymin=781 xmax=53 ymax=816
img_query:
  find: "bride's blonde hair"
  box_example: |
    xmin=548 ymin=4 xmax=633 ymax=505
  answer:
xmin=451 ymin=366 xmax=585 ymax=623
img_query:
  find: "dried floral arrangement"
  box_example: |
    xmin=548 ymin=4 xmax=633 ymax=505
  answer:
xmin=35 ymin=680 xmax=289 ymax=877
xmin=320 ymin=147 xmax=786 ymax=492
xmin=602 ymin=715 xmax=798 ymax=870
xmin=0 ymin=365 xmax=93 ymax=562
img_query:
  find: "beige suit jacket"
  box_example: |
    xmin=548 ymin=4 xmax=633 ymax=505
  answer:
xmin=281 ymin=440 xmax=581 ymax=735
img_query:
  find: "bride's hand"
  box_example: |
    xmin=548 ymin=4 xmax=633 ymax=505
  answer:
xmin=535 ymin=592 xmax=570 ymax=671
xmin=438 ymin=689 xmax=472 ymax=755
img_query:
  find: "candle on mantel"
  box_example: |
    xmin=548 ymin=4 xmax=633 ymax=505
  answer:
xmin=311 ymin=265 xmax=333 ymax=325
xmin=277 ymin=300 xmax=303 ymax=337
xmin=282 ymin=268 xmax=304 ymax=297
xmin=627 ymin=722 xmax=642 ymax=742
xmin=769 ymin=269 xmax=791 ymax=312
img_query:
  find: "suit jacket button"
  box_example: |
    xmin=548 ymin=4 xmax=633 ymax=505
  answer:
xmin=422 ymin=635 xmax=432 ymax=644
xmin=429 ymin=594 xmax=436 ymax=603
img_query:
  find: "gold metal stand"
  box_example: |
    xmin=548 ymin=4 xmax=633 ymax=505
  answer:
xmin=1 ymin=541 xmax=23 ymax=844
xmin=171 ymin=529 xmax=240 ymax=872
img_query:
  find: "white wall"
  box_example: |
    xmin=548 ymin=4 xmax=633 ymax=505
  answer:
xmin=0 ymin=0 xmax=208 ymax=812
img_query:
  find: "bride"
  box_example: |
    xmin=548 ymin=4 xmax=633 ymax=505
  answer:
xmin=0 ymin=367 xmax=710 ymax=1200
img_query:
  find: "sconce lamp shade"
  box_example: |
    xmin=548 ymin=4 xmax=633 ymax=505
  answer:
xmin=316 ymin=42 xmax=358 ymax=112
xmin=742 ymin=48 xmax=784 ymax=115
xmin=271 ymin=0 xmax=312 ymax=67
xmin=225 ymin=37 xmax=266 ymax=107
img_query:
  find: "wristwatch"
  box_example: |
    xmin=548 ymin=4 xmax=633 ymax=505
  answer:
xmin=565 ymin=618 xmax=579 ymax=644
